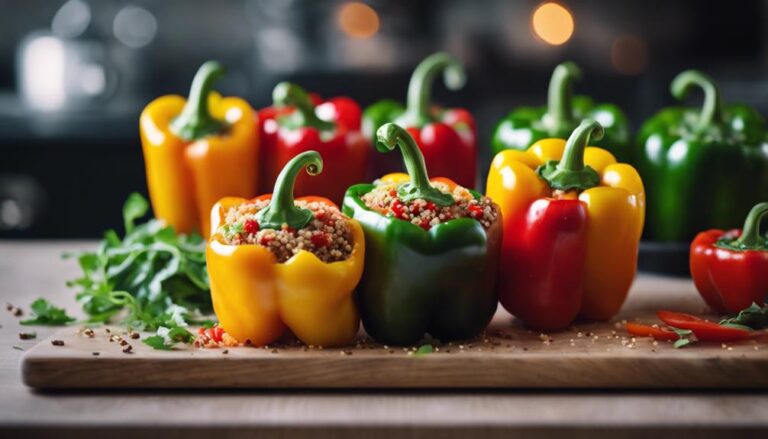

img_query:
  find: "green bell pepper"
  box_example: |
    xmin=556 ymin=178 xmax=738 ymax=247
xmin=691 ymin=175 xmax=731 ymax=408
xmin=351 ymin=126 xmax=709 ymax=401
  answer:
xmin=637 ymin=70 xmax=768 ymax=242
xmin=343 ymin=123 xmax=500 ymax=345
xmin=491 ymin=61 xmax=631 ymax=163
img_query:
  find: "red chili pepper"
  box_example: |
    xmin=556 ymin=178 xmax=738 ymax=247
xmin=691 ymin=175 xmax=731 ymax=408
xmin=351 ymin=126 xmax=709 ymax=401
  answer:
xmin=690 ymin=202 xmax=768 ymax=314
xmin=500 ymin=198 xmax=588 ymax=331
xmin=263 ymin=83 xmax=368 ymax=205
xmin=657 ymin=311 xmax=753 ymax=342
xmin=625 ymin=322 xmax=679 ymax=341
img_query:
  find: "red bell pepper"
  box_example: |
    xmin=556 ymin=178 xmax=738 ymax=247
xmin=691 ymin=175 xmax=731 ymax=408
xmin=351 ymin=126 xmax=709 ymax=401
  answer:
xmin=363 ymin=53 xmax=477 ymax=188
xmin=257 ymin=92 xmax=322 ymax=194
xmin=501 ymin=198 xmax=588 ymax=330
xmin=258 ymin=83 xmax=368 ymax=203
xmin=690 ymin=202 xmax=768 ymax=314
xmin=657 ymin=311 xmax=753 ymax=342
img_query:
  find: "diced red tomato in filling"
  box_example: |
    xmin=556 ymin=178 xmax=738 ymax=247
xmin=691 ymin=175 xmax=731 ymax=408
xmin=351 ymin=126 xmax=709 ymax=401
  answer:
xmin=391 ymin=199 xmax=408 ymax=220
xmin=243 ymin=219 xmax=260 ymax=234
xmin=468 ymin=204 xmax=484 ymax=219
xmin=311 ymin=232 xmax=330 ymax=247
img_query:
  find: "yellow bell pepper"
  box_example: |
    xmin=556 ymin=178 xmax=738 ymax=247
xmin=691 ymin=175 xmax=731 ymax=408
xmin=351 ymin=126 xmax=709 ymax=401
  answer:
xmin=140 ymin=61 xmax=259 ymax=237
xmin=486 ymin=119 xmax=644 ymax=330
xmin=206 ymin=151 xmax=362 ymax=347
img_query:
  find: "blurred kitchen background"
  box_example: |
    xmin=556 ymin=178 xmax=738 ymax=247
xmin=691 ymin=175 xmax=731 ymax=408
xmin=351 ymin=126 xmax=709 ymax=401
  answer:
xmin=1 ymin=0 xmax=767 ymax=238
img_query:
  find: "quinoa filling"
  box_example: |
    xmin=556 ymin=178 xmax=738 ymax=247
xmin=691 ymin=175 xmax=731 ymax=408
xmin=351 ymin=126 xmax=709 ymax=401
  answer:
xmin=361 ymin=181 xmax=498 ymax=230
xmin=218 ymin=200 xmax=354 ymax=263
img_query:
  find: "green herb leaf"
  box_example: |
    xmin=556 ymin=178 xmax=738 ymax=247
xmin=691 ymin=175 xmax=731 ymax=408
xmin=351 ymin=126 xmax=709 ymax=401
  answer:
xmin=20 ymin=299 xmax=76 ymax=326
xmin=720 ymin=302 xmax=768 ymax=330
xmin=673 ymin=338 xmax=692 ymax=349
xmin=142 ymin=335 xmax=172 ymax=350
xmin=415 ymin=344 xmax=434 ymax=355
xmin=122 ymin=192 xmax=150 ymax=234
xmin=142 ymin=326 xmax=195 ymax=350
xmin=671 ymin=327 xmax=694 ymax=348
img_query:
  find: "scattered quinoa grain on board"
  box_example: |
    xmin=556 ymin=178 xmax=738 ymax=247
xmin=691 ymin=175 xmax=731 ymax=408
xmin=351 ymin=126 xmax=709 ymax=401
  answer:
xmin=361 ymin=181 xmax=499 ymax=230
xmin=217 ymin=200 xmax=354 ymax=263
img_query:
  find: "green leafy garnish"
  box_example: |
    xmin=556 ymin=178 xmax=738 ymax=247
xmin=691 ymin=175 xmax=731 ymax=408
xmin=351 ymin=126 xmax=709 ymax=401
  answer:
xmin=66 ymin=193 xmax=211 ymax=336
xmin=720 ymin=302 xmax=768 ymax=330
xmin=415 ymin=344 xmax=434 ymax=355
xmin=20 ymin=298 xmax=76 ymax=326
xmin=142 ymin=326 xmax=196 ymax=350
xmin=672 ymin=328 xmax=694 ymax=349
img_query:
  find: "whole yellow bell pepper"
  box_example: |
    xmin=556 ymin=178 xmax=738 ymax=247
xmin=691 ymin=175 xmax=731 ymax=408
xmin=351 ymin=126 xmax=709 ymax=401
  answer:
xmin=140 ymin=61 xmax=259 ymax=237
xmin=206 ymin=151 xmax=363 ymax=347
xmin=486 ymin=119 xmax=644 ymax=331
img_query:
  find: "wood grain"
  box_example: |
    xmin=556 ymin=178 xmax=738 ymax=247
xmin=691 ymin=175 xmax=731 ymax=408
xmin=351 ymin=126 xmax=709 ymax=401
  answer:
xmin=21 ymin=274 xmax=768 ymax=389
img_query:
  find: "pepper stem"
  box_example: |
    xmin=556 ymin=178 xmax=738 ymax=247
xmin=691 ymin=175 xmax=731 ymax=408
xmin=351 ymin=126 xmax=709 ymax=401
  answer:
xmin=170 ymin=61 xmax=227 ymax=141
xmin=536 ymin=119 xmax=603 ymax=191
xmin=399 ymin=52 xmax=466 ymax=127
xmin=272 ymin=82 xmax=334 ymax=131
xmin=671 ymin=70 xmax=725 ymax=132
xmin=734 ymin=202 xmax=768 ymax=249
xmin=255 ymin=151 xmax=323 ymax=230
xmin=376 ymin=123 xmax=454 ymax=206
xmin=546 ymin=61 xmax=582 ymax=136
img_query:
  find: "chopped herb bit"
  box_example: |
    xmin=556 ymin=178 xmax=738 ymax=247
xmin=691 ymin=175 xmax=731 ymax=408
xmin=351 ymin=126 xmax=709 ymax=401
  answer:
xmin=720 ymin=302 xmax=768 ymax=330
xmin=142 ymin=326 xmax=195 ymax=350
xmin=20 ymin=298 xmax=75 ymax=326
xmin=415 ymin=344 xmax=434 ymax=355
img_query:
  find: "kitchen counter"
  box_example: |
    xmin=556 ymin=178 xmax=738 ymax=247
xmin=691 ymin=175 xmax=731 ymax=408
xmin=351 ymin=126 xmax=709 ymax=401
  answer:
xmin=1 ymin=241 xmax=767 ymax=438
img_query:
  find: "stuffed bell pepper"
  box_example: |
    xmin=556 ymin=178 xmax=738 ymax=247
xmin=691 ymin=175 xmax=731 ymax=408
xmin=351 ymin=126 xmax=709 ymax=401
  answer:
xmin=344 ymin=123 xmax=501 ymax=345
xmin=637 ymin=70 xmax=768 ymax=242
xmin=362 ymin=53 xmax=477 ymax=188
xmin=207 ymin=151 xmax=363 ymax=347
xmin=487 ymin=119 xmax=644 ymax=331
xmin=141 ymin=61 xmax=259 ymax=237
xmin=690 ymin=202 xmax=768 ymax=314
xmin=491 ymin=62 xmax=631 ymax=163
xmin=257 ymin=82 xmax=368 ymax=204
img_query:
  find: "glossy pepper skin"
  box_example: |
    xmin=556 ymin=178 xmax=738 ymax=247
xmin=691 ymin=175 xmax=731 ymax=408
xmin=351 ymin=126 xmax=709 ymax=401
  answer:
xmin=343 ymin=123 xmax=500 ymax=345
xmin=690 ymin=202 xmax=768 ymax=314
xmin=263 ymin=82 xmax=368 ymax=205
xmin=487 ymin=120 xmax=645 ymax=331
xmin=637 ymin=70 xmax=768 ymax=242
xmin=491 ymin=62 xmax=631 ymax=163
xmin=141 ymin=61 xmax=259 ymax=237
xmin=362 ymin=53 xmax=477 ymax=188
xmin=207 ymin=152 xmax=363 ymax=347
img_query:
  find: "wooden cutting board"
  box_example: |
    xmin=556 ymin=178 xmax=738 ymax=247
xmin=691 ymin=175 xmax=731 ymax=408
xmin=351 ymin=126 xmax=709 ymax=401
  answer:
xmin=20 ymin=275 xmax=768 ymax=389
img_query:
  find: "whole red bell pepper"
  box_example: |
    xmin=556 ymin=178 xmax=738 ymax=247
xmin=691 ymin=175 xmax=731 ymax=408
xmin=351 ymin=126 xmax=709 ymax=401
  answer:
xmin=362 ymin=53 xmax=477 ymax=188
xmin=690 ymin=202 xmax=768 ymax=314
xmin=258 ymin=83 xmax=368 ymax=203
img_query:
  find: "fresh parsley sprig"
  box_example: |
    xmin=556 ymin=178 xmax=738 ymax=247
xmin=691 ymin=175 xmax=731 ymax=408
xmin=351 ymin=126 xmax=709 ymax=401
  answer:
xmin=65 ymin=193 xmax=212 ymax=347
xmin=20 ymin=298 xmax=75 ymax=326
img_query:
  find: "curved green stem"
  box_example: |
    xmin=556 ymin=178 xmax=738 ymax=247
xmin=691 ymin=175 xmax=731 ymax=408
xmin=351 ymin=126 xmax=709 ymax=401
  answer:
xmin=734 ymin=202 xmax=768 ymax=249
xmin=272 ymin=82 xmax=334 ymax=131
xmin=671 ymin=70 xmax=725 ymax=132
xmin=546 ymin=61 xmax=582 ymax=136
xmin=170 ymin=61 xmax=227 ymax=141
xmin=536 ymin=119 xmax=603 ymax=191
xmin=399 ymin=52 xmax=466 ymax=127
xmin=255 ymin=151 xmax=323 ymax=230
xmin=376 ymin=123 xmax=454 ymax=206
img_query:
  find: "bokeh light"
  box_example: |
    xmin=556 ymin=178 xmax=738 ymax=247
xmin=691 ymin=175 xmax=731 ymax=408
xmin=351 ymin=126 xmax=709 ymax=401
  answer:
xmin=531 ymin=2 xmax=574 ymax=46
xmin=337 ymin=2 xmax=380 ymax=39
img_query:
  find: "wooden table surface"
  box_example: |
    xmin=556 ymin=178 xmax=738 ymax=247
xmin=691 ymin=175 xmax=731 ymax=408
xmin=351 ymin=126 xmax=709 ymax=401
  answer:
xmin=1 ymin=241 xmax=767 ymax=438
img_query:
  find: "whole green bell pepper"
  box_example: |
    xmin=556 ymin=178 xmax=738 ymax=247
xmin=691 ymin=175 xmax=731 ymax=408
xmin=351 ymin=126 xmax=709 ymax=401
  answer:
xmin=343 ymin=123 xmax=500 ymax=345
xmin=637 ymin=70 xmax=768 ymax=242
xmin=491 ymin=61 xmax=631 ymax=163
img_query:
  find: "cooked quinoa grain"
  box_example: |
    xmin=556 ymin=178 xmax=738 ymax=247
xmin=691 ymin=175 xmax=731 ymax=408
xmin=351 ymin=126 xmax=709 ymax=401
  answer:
xmin=361 ymin=181 xmax=499 ymax=230
xmin=218 ymin=200 xmax=354 ymax=263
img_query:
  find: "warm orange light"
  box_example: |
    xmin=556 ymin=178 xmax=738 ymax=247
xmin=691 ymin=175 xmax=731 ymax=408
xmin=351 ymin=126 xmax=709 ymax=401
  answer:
xmin=337 ymin=2 xmax=380 ymax=39
xmin=611 ymin=35 xmax=649 ymax=75
xmin=531 ymin=2 xmax=574 ymax=46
